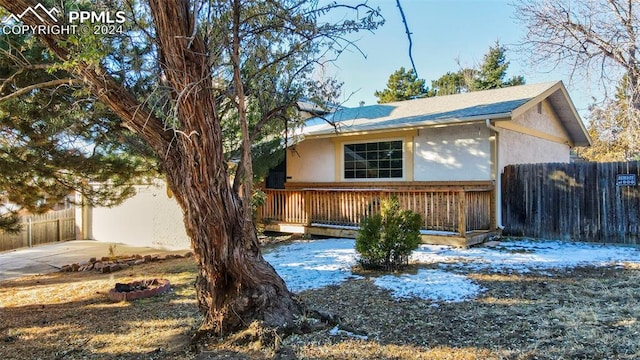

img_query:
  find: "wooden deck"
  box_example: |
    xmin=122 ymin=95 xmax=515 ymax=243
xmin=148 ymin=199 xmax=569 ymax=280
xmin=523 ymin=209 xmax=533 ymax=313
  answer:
xmin=258 ymin=182 xmax=498 ymax=247
xmin=263 ymin=222 xmax=499 ymax=248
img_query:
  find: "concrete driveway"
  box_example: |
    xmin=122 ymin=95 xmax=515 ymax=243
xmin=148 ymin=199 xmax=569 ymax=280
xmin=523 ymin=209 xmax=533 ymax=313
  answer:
xmin=0 ymin=240 xmax=190 ymax=282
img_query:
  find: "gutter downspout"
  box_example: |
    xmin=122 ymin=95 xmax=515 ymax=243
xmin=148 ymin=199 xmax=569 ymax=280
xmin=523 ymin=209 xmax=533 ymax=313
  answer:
xmin=486 ymin=119 xmax=504 ymax=229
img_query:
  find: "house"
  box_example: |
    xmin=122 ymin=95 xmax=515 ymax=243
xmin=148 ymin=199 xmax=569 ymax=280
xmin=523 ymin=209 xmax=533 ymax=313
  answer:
xmin=76 ymin=99 xmax=338 ymax=251
xmin=264 ymin=99 xmax=340 ymax=189
xmin=258 ymin=81 xmax=592 ymax=246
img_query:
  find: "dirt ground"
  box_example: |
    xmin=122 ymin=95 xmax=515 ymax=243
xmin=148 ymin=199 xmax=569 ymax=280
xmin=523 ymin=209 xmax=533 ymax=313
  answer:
xmin=1 ymin=251 xmax=639 ymax=359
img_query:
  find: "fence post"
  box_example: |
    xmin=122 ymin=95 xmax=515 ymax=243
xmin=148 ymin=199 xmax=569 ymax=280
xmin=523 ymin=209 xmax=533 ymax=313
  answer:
xmin=27 ymin=218 xmax=32 ymax=248
xmin=57 ymin=218 xmax=63 ymax=241
xmin=457 ymin=190 xmax=466 ymax=237
xmin=490 ymin=186 xmax=497 ymax=230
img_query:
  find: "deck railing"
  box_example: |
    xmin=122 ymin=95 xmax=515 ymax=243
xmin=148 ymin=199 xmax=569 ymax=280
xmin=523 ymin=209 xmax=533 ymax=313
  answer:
xmin=258 ymin=185 xmax=494 ymax=236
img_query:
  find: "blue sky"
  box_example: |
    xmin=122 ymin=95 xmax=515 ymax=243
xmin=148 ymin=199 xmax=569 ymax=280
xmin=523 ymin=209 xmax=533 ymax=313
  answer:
xmin=324 ymin=0 xmax=597 ymax=119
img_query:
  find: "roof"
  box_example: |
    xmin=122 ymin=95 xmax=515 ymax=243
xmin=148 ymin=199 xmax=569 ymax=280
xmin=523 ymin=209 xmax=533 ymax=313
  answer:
xmin=299 ymin=81 xmax=591 ymax=147
xmin=296 ymin=98 xmax=342 ymax=116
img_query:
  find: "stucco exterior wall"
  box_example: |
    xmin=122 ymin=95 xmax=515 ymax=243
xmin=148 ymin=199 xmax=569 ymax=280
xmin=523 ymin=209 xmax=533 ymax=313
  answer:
xmin=498 ymin=101 xmax=571 ymax=171
xmin=287 ymin=125 xmax=492 ymax=183
xmin=89 ymin=182 xmax=190 ymax=250
xmin=516 ymin=100 xmax=570 ymax=138
xmin=414 ymin=124 xmax=492 ymax=181
xmin=286 ymin=137 xmax=336 ymax=183
xmin=499 ymin=129 xmax=569 ymax=170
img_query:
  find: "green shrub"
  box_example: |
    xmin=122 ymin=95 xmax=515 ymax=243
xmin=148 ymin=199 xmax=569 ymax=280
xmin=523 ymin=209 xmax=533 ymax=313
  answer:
xmin=252 ymin=189 xmax=268 ymax=233
xmin=355 ymin=195 xmax=422 ymax=271
xmin=252 ymin=189 xmax=267 ymax=217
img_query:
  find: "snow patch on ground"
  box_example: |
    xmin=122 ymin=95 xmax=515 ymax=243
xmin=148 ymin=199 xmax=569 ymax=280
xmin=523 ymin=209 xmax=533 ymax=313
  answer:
xmin=262 ymin=239 xmax=359 ymax=292
xmin=411 ymin=240 xmax=640 ymax=274
xmin=263 ymin=238 xmax=640 ymax=302
xmin=329 ymin=325 xmax=369 ymax=340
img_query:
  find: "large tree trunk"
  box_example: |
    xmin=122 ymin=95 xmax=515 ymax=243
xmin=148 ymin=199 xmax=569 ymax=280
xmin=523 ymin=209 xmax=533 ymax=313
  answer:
xmin=0 ymin=0 xmax=303 ymax=334
xmin=147 ymin=0 xmax=303 ymax=333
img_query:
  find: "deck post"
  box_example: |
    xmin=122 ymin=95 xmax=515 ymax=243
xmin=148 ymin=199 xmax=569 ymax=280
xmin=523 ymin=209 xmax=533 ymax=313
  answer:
xmin=457 ymin=190 xmax=466 ymax=237
xmin=304 ymin=190 xmax=311 ymax=226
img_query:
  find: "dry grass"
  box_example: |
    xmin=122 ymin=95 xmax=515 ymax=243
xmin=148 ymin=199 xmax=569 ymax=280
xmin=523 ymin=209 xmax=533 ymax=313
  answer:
xmin=2 ymin=254 xmax=640 ymax=359
xmin=0 ymin=259 xmax=201 ymax=360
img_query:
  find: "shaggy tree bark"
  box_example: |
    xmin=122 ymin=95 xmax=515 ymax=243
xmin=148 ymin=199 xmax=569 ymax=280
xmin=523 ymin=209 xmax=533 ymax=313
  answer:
xmin=0 ymin=0 xmax=302 ymax=333
xmin=147 ymin=0 xmax=302 ymax=332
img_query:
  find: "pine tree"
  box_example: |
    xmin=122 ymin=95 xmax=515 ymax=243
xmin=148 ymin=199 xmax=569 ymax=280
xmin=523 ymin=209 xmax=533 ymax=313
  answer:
xmin=470 ymin=42 xmax=525 ymax=91
xmin=374 ymin=67 xmax=428 ymax=103
xmin=395 ymin=42 xmax=525 ymax=99
xmin=0 ymin=34 xmax=156 ymax=232
xmin=430 ymin=69 xmax=475 ymax=96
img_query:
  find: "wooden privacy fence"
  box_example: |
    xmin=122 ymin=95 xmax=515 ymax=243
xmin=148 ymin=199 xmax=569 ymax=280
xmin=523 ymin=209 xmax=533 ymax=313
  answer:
xmin=0 ymin=208 xmax=76 ymax=252
xmin=258 ymin=186 xmax=494 ymax=236
xmin=502 ymin=162 xmax=640 ymax=244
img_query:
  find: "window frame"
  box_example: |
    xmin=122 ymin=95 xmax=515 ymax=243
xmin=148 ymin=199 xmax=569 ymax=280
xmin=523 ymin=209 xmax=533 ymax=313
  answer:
xmin=341 ymin=138 xmax=405 ymax=181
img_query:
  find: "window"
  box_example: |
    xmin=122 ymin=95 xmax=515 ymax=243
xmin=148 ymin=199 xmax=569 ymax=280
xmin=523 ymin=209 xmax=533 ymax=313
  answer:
xmin=344 ymin=140 xmax=403 ymax=179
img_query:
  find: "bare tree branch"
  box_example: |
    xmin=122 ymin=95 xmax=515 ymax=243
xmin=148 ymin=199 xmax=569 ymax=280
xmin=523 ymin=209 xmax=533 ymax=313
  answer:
xmin=395 ymin=0 xmax=418 ymax=77
xmin=514 ymin=0 xmax=640 ymax=106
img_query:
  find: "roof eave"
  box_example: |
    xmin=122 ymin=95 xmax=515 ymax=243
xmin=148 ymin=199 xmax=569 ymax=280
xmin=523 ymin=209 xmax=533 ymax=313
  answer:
xmin=301 ymin=113 xmax=513 ymax=140
xmin=511 ymin=81 xmax=592 ymax=147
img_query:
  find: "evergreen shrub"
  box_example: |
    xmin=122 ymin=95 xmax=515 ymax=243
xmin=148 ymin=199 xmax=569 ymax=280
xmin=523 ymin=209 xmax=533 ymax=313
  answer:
xmin=355 ymin=195 xmax=422 ymax=271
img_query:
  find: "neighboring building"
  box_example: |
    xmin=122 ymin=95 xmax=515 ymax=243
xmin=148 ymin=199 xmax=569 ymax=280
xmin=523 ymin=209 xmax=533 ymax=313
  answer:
xmin=259 ymin=81 xmax=591 ymax=246
xmin=1 ymin=193 xmax=75 ymax=215
xmin=76 ymin=181 xmax=190 ymax=250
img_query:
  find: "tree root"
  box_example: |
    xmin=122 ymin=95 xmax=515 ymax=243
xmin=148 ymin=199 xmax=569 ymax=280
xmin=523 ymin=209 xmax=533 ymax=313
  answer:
xmin=189 ymin=306 xmax=345 ymax=355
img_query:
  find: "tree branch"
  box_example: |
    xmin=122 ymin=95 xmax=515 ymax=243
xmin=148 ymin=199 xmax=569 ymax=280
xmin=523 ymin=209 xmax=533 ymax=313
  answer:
xmin=514 ymin=0 xmax=640 ymax=105
xmin=0 ymin=64 xmax=52 ymax=93
xmin=0 ymin=0 xmax=173 ymax=158
xmin=0 ymin=78 xmax=82 ymax=102
xmin=395 ymin=0 xmax=418 ymax=77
